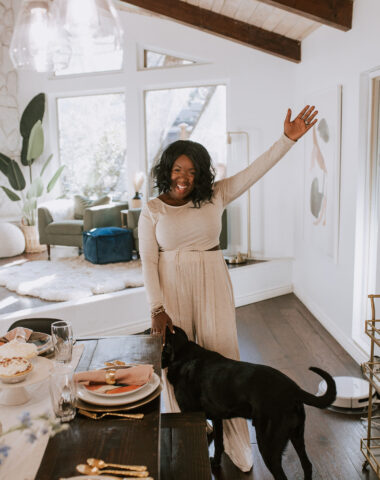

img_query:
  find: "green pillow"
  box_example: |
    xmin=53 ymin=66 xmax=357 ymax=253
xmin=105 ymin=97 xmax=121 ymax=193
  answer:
xmin=74 ymin=195 xmax=111 ymax=219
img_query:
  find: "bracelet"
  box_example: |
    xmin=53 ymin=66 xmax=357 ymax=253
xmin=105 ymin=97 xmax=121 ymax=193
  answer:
xmin=151 ymin=306 xmax=165 ymax=318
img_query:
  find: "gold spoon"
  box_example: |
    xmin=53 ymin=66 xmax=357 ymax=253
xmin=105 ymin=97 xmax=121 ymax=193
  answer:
xmin=76 ymin=464 xmax=150 ymax=477
xmin=87 ymin=458 xmax=147 ymax=471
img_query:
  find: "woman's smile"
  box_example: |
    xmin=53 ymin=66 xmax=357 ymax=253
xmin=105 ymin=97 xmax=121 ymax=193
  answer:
xmin=169 ymin=155 xmax=196 ymax=201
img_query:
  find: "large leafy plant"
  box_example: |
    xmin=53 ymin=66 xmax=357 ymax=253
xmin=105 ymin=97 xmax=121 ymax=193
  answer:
xmin=0 ymin=93 xmax=64 ymax=225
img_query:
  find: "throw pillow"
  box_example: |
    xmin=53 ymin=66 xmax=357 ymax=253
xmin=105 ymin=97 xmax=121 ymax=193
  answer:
xmin=74 ymin=195 xmax=111 ymax=219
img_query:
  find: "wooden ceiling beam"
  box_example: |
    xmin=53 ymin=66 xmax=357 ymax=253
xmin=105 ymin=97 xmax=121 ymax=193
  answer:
xmin=257 ymin=0 xmax=352 ymax=31
xmin=120 ymin=0 xmax=301 ymax=63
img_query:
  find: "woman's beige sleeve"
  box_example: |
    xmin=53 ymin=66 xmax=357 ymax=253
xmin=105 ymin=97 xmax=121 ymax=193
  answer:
xmin=216 ymin=134 xmax=295 ymax=206
xmin=138 ymin=205 xmax=164 ymax=311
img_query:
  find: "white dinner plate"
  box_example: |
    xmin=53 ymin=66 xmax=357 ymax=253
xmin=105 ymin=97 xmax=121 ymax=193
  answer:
xmin=86 ymin=381 xmax=148 ymax=398
xmin=77 ymin=372 xmax=161 ymax=406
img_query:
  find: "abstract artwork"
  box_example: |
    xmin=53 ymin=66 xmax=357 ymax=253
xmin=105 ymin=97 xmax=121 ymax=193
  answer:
xmin=303 ymin=86 xmax=342 ymax=261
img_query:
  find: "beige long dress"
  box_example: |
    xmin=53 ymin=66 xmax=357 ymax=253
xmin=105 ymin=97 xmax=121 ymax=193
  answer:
xmin=138 ymin=134 xmax=294 ymax=471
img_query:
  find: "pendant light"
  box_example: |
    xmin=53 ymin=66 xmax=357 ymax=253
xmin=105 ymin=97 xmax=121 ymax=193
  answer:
xmin=9 ymin=0 xmax=123 ymax=73
xmin=53 ymin=0 xmax=123 ymax=54
xmin=9 ymin=0 xmax=71 ymax=72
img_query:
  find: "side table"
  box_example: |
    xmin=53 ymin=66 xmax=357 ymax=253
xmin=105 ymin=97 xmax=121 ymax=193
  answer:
xmin=120 ymin=209 xmax=129 ymax=228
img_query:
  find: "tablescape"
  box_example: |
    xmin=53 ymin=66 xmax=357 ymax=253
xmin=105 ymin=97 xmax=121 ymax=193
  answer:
xmin=87 ymin=458 xmax=147 ymax=472
xmin=49 ymin=363 xmax=77 ymax=422
xmin=0 ymin=356 xmax=53 ymax=405
xmin=76 ymin=372 xmax=160 ymax=407
xmin=78 ymin=410 xmax=144 ymax=420
xmin=51 ymin=320 xmax=74 ymax=363
xmin=76 ymin=464 xmax=150 ymax=477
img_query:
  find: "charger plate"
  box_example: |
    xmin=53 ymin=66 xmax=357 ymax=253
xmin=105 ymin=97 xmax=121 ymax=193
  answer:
xmin=75 ymin=383 xmax=162 ymax=412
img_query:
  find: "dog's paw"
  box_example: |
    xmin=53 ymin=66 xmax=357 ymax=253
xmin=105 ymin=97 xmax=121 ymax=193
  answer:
xmin=210 ymin=456 xmax=221 ymax=470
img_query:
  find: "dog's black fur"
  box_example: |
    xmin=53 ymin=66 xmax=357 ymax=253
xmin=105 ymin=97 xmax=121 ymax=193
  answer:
xmin=162 ymin=326 xmax=336 ymax=480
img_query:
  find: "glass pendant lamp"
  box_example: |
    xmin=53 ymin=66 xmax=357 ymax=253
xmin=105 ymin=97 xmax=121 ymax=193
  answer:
xmin=9 ymin=0 xmax=71 ymax=72
xmin=53 ymin=0 xmax=123 ymax=54
xmin=10 ymin=0 xmax=123 ymax=73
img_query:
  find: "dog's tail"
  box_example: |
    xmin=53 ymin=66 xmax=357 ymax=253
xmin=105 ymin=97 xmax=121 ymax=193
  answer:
xmin=299 ymin=367 xmax=336 ymax=409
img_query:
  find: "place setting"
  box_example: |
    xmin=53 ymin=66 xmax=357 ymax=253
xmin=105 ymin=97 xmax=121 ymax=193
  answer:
xmin=74 ymin=359 xmax=162 ymax=416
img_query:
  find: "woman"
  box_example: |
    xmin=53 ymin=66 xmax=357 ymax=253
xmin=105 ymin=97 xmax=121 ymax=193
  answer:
xmin=138 ymin=105 xmax=318 ymax=472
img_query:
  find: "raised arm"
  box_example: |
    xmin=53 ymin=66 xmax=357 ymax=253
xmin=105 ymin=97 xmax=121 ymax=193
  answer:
xmin=217 ymin=105 xmax=318 ymax=206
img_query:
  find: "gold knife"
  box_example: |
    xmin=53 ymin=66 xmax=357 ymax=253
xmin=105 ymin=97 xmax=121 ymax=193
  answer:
xmin=78 ymin=409 xmax=144 ymax=420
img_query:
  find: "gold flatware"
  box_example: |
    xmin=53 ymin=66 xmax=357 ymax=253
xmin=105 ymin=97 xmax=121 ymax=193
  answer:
xmin=76 ymin=464 xmax=150 ymax=477
xmin=104 ymin=360 xmax=127 ymax=366
xmin=87 ymin=458 xmax=147 ymax=472
xmin=78 ymin=409 xmax=144 ymax=420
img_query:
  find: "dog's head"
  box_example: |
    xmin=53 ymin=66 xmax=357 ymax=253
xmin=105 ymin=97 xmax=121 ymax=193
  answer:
xmin=161 ymin=325 xmax=189 ymax=369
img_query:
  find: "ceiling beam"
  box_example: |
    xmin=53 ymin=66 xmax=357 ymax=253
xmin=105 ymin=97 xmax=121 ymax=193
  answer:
xmin=121 ymin=0 xmax=301 ymax=63
xmin=257 ymin=0 xmax=352 ymax=31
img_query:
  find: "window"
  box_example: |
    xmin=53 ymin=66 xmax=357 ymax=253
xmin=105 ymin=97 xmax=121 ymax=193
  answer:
xmin=144 ymin=49 xmax=195 ymax=69
xmin=55 ymin=40 xmax=123 ymax=76
xmin=57 ymin=93 xmax=127 ymax=199
xmin=144 ymin=85 xmax=227 ymax=192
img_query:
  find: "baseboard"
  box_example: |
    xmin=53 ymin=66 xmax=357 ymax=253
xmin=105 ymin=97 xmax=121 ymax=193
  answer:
xmin=229 ymin=258 xmax=293 ymax=308
xmin=294 ymin=286 xmax=368 ymax=365
xmin=80 ymin=317 xmax=151 ymax=337
xmin=234 ymin=285 xmax=293 ymax=308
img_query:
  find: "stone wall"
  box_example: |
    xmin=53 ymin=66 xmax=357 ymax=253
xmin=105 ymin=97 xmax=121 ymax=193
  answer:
xmin=0 ymin=0 xmax=20 ymax=218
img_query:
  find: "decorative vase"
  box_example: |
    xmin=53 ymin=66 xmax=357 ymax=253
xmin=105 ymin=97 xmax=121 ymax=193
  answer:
xmin=130 ymin=192 xmax=143 ymax=209
xmin=20 ymin=224 xmax=46 ymax=253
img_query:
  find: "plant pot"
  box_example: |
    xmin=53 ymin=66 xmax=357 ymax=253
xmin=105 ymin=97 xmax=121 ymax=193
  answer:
xmin=20 ymin=224 xmax=46 ymax=253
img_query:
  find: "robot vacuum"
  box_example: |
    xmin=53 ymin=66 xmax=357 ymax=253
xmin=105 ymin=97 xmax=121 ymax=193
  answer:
xmin=318 ymin=376 xmax=377 ymax=413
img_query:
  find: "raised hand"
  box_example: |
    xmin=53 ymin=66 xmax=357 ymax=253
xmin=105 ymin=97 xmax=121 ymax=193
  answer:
xmin=284 ymin=105 xmax=318 ymax=141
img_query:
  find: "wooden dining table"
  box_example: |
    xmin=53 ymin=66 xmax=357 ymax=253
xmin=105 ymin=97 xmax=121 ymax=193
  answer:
xmin=36 ymin=334 xmax=162 ymax=480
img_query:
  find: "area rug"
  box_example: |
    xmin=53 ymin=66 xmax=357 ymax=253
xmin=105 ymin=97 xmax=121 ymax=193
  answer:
xmin=0 ymin=256 xmax=143 ymax=302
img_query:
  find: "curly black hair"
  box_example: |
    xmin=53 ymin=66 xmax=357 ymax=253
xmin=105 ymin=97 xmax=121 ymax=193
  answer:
xmin=152 ymin=140 xmax=215 ymax=208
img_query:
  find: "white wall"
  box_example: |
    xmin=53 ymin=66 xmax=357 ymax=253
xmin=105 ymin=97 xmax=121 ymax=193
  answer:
xmin=0 ymin=0 xmax=20 ymax=219
xmin=1 ymin=8 xmax=296 ymax=259
xmin=293 ymin=0 xmax=380 ymax=363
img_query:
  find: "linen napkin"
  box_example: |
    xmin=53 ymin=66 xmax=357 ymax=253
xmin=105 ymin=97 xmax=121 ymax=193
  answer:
xmin=1 ymin=326 xmax=33 ymax=343
xmin=74 ymin=364 xmax=153 ymax=386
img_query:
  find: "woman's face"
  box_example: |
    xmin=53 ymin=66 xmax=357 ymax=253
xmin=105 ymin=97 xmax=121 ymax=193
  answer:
xmin=169 ymin=155 xmax=196 ymax=201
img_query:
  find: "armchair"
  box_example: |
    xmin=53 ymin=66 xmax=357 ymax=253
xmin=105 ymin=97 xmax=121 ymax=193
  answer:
xmin=38 ymin=199 xmax=129 ymax=259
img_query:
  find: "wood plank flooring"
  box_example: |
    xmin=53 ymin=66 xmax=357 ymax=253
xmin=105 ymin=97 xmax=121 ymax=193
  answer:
xmin=214 ymin=294 xmax=377 ymax=479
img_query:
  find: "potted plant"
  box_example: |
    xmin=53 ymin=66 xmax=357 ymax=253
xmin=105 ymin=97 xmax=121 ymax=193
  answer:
xmin=0 ymin=93 xmax=64 ymax=252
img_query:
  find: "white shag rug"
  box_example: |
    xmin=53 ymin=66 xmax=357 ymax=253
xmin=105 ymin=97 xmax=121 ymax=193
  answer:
xmin=0 ymin=256 xmax=144 ymax=302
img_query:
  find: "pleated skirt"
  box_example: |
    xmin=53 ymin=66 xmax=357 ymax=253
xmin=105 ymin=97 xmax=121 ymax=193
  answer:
xmin=158 ymin=249 xmax=253 ymax=472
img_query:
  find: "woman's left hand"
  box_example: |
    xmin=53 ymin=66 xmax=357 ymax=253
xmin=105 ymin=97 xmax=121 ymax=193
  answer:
xmin=284 ymin=105 xmax=318 ymax=141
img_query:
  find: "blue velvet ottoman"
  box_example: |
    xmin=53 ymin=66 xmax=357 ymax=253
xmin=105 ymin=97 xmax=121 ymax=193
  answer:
xmin=83 ymin=227 xmax=133 ymax=264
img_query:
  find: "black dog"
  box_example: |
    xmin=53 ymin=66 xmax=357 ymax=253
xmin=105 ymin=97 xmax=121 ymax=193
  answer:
xmin=162 ymin=326 xmax=336 ymax=480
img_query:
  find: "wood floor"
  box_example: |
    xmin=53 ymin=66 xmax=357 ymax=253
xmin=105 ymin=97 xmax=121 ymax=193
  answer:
xmin=215 ymin=294 xmax=377 ymax=480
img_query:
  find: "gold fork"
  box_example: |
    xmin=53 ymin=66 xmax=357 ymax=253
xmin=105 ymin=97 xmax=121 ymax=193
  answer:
xmin=78 ymin=409 xmax=144 ymax=420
